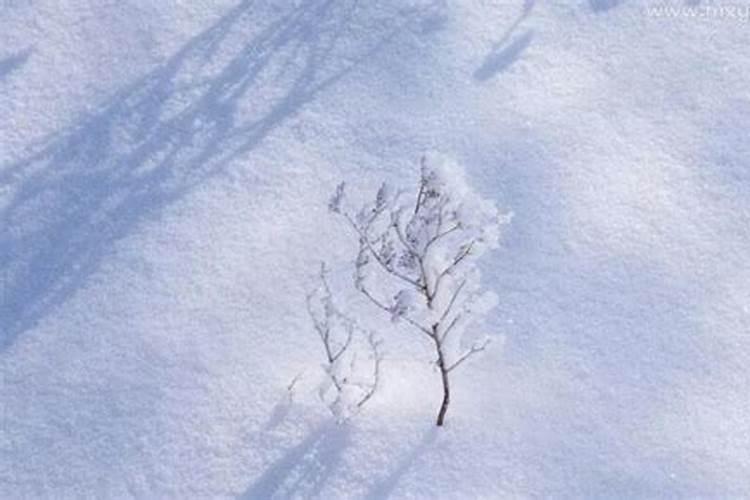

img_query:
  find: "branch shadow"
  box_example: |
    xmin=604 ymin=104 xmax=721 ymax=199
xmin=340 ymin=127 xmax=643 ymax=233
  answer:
xmin=0 ymin=49 xmax=31 ymax=81
xmin=0 ymin=0 xmax=435 ymax=350
xmin=474 ymin=31 xmax=533 ymax=81
xmin=240 ymin=421 xmax=350 ymax=500
xmin=473 ymin=0 xmax=534 ymax=81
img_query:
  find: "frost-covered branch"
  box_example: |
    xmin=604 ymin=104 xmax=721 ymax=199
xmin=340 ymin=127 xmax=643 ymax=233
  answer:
xmin=433 ymin=240 xmax=475 ymax=302
xmin=439 ymin=313 xmax=462 ymax=342
xmin=446 ymin=338 xmax=491 ymax=373
xmin=439 ymin=278 xmax=466 ymax=324
xmin=356 ymin=267 xmax=433 ymax=339
xmin=306 ymin=262 xmax=383 ymax=421
xmin=341 ymin=201 xmax=423 ymax=290
xmin=305 ymin=264 xmax=353 ymax=371
xmin=355 ymin=332 xmax=383 ymax=409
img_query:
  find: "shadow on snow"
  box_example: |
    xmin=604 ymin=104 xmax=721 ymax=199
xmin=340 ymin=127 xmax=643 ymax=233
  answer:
xmin=0 ymin=0 xmax=439 ymax=349
xmin=474 ymin=0 xmax=534 ymax=81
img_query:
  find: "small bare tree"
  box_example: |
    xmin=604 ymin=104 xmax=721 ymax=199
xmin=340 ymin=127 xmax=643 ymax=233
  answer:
xmin=306 ymin=263 xmax=383 ymax=421
xmin=329 ymin=153 xmax=506 ymax=426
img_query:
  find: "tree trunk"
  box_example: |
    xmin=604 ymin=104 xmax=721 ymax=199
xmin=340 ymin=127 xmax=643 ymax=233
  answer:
xmin=436 ymin=357 xmax=450 ymax=426
xmin=432 ymin=326 xmax=450 ymax=427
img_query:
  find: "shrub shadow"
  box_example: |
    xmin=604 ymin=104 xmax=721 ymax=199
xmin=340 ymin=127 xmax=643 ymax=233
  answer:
xmin=240 ymin=421 xmax=349 ymax=499
xmin=364 ymin=427 xmax=437 ymax=499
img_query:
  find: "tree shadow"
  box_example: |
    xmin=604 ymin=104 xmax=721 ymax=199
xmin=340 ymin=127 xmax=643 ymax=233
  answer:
xmin=240 ymin=421 xmax=350 ymax=500
xmin=474 ymin=0 xmax=534 ymax=81
xmin=0 ymin=0 xmax=438 ymax=349
xmin=0 ymin=49 xmax=31 ymax=81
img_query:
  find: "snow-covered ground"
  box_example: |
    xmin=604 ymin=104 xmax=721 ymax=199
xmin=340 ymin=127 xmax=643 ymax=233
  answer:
xmin=2 ymin=0 xmax=750 ymax=497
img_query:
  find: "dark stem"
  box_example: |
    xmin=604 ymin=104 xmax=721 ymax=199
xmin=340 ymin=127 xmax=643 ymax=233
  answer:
xmin=432 ymin=325 xmax=450 ymax=427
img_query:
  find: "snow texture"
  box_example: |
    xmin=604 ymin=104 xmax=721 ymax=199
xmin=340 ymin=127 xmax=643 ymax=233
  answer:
xmin=2 ymin=0 xmax=750 ymax=497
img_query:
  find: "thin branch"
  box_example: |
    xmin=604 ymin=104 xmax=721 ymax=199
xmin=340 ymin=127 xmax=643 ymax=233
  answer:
xmin=356 ymin=283 xmax=391 ymax=313
xmin=307 ymin=266 xmax=351 ymax=364
xmin=414 ymin=156 xmax=427 ymax=216
xmin=435 ymin=198 xmax=444 ymax=235
xmin=318 ymin=261 xmax=334 ymax=296
xmin=391 ymin=218 xmax=432 ymax=300
xmin=423 ymin=223 xmax=460 ymax=255
xmin=343 ymin=212 xmax=422 ymax=289
xmin=357 ymin=284 xmax=433 ymax=339
xmin=446 ymin=338 xmax=490 ymax=372
xmin=330 ymin=322 xmax=353 ymax=363
xmin=305 ymin=291 xmax=331 ymax=355
xmin=328 ymin=368 xmax=344 ymax=393
xmin=439 ymin=278 xmax=466 ymax=324
xmin=413 ymin=182 xmax=425 ymax=216
xmin=433 ymin=240 xmax=475 ymax=301
xmin=356 ymin=333 xmax=383 ymax=409
xmin=407 ymin=157 xmax=436 ymax=235
xmin=439 ymin=313 xmax=462 ymax=342
xmin=392 ymin=216 xmax=416 ymax=255
xmin=286 ymin=370 xmax=305 ymax=395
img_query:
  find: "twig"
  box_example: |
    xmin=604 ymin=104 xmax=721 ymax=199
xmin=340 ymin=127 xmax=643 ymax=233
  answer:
xmin=446 ymin=338 xmax=490 ymax=372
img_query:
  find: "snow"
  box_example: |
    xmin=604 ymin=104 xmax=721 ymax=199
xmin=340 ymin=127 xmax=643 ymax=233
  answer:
xmin=2 ymin=0 xmax=750 ymax=497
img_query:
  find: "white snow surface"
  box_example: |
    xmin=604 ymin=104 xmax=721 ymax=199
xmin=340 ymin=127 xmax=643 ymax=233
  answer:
xmin=2 ymin=0 xmax=750 ymax=497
